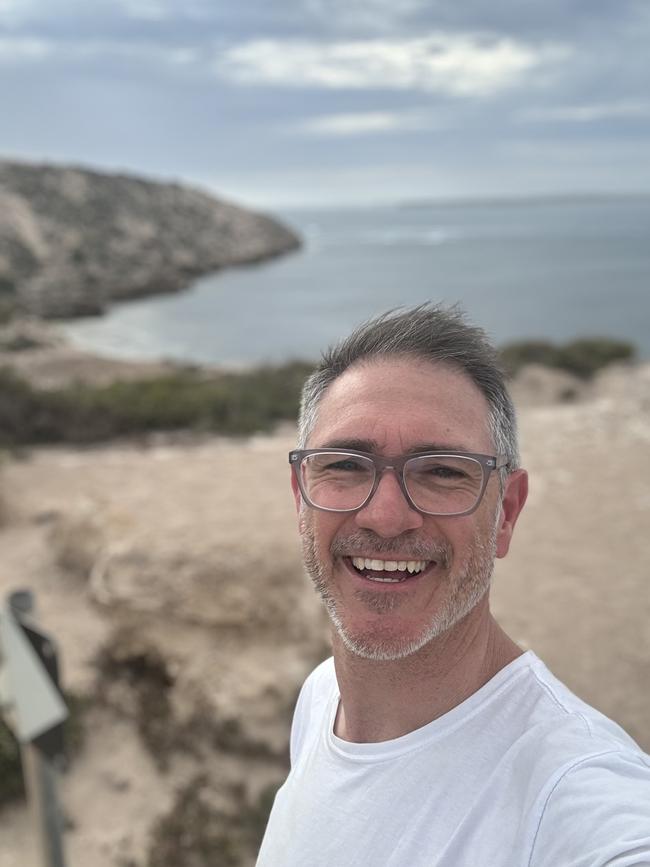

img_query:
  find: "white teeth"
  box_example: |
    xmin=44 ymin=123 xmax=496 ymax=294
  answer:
xmin=350 ymin=557 xmax=428 ymax=575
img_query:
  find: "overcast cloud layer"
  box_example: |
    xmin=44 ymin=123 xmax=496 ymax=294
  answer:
xmin=1 ymin=0 xmax=649 ymax=205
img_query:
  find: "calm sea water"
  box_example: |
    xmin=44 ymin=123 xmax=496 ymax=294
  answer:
xmin=60 ymin=197 xmax=650 ymax=365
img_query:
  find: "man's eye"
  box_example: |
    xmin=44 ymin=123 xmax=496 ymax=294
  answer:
xmin=410 ymin=462 xmax=471 ymax=484
xmin=429 ymin=465 xmax=466 ymax=479
xmin=326 ymin=459 xmax=364 ymax=472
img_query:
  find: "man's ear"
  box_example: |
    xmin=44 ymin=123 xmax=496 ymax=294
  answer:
xmin=495 ymin=469 xmax=528 ymax=559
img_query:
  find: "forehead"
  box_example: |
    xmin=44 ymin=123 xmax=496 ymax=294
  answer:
xmin=309 ymin=357 xmax=493 ymax=454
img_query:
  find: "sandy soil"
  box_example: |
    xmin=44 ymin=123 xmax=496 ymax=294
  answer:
xmin=0 ymin=341 xmax=649 ymax=867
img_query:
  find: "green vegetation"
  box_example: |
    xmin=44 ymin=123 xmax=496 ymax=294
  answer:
xmin=0 ymin=337 xmax=638 ymax=448
xmin=94 ymin=629 xmax=286 ymax=864
xmin=94 ymin=632 xmax=176 ymax=771
xmin=0 ymin=300 xmax=17 ymax=325
xmin=0 ymin=275 xmax=18 ymax=323
xmin=499 ymin=337 xmax=636 ymax=379
xmin=0 ymin=361 xmax=315 ymax=447
xmin=94 ymin=628 xmax=285 ymax=771
xmin=0 ymin=333 xmax=43 ymax=352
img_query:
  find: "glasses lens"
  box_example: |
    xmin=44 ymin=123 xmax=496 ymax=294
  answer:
xmin=404 ymin=455 xmax=484 ymax=515
xmin=300 ymin=452 xmax=375 ymax=511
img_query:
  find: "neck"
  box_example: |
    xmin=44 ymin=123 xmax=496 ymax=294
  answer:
xmin=332 ymin=601 xmax=522 ymax=743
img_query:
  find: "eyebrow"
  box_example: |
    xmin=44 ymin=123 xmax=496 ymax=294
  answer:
xmin=320 ymin=439 xmax=475 ymax=454
xmin=321 ymin=438 xmax=378 ymax=452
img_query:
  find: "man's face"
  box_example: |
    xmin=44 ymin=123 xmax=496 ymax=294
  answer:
xmin=292 ymin=356 xmax=527 ymax=661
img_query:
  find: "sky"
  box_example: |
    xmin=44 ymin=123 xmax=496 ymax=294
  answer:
xmin=1 ymin=0 xmax=650 ymax=207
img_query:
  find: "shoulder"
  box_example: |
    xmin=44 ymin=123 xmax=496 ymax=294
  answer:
xmin=511 ymin=653 xmax=642 ymax=750
xmin=528 ymin=749 xmax=650 ymax=866
xmin=516 ymin=655 xmax=650 ymax=864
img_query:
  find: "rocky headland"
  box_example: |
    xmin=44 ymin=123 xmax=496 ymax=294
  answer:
xmin=0 ymin=160 xmax=300 ymax=318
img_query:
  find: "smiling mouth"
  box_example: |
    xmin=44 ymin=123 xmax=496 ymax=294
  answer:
xmin=346 ymin=556 xmax=433 ymax=584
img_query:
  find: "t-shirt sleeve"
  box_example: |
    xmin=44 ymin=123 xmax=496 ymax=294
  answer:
xmin=529 ymin=750 xmax=650 ymax=867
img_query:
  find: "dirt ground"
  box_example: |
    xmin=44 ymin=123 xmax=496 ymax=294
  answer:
xmin=0 ymin=351 xmax=649 ymax=867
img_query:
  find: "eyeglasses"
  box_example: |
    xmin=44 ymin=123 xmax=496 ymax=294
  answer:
xmin=289 ymin=448 xmax=508 ymax=517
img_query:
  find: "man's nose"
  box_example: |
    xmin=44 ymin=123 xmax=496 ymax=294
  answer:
xmin=354 ymin=469 xmax=424 ymax=538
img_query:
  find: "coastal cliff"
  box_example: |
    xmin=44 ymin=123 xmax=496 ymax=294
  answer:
xmin=0 ymin=364 xmax=649 ymax=867
xmin=0 ymin=160 xmax=301 ymax=318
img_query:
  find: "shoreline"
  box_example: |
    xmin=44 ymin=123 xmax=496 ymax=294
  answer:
xmin=0 ymin=316 xmax=317 ymax=388
xmin=0 ymin=317 xmax=184 ymax=389
xmin=0 ymin=315 xmax=645 ymax=409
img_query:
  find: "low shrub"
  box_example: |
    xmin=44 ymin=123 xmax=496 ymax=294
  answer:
xmin=499 ymin=340 xmax=560 ymax=373
xmin=0 ymin=299 xmax=17 ymax=325
xmin=0 ymin=334 xmax=44 ymax=352
xmin=94 ymin=630 xmax=176 ymax=768
xmin=146 ymin=775 xmax=281 ymax=867
xmin=0 ymin=336 xmax=637 ymax=448
xmin=0 ymin=361 xmax=315 ymax=446
xmin=554 ymin=337 xmax=636 ymax=378
xmin=0 ymin=367 xmax=67 ymax=446
xmin=499 ymin=337 xmax=636 ymax=379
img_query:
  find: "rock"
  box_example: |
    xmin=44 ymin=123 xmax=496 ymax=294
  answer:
xmin=0 ymin=160 xmax=301 ymax=318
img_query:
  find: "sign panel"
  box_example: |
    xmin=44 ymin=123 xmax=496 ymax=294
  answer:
xmin=0 ymin=605 xmax=68 ymax=744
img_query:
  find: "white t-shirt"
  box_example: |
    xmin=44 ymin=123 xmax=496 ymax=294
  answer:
xmin=256 ymin=652 xmax=650 ymax=866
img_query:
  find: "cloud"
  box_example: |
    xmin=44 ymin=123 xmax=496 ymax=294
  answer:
xmin=216 ymin=33 xmax=569 ymax=96
xmin=518 ymin=100 xmax=650 ymax=123
xmin=0 ymin=0 xmax=39 ymax=21
xmin=293 ymin=109 xmax=436 ymax=136
xmin=0 ymin=34 xmax=200 ymax=68
xmin=0 ymin=37 xmax=52 ymax=63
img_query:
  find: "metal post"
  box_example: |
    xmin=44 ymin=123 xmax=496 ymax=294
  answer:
xmin=21 ymin=744 xmax=67 ymax=867
xmin=8 ymin=591 xmax=67 ymax=867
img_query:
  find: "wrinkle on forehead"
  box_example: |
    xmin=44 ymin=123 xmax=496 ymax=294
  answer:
xmin=310 ymin=356 xmax=494 ymax=455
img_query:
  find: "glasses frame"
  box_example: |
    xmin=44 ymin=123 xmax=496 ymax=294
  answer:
xmin=289 ymin=448 xmax=509 ymax=517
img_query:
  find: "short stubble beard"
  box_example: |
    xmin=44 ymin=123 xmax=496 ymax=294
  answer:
xmin=300 ymin=510 xmax=499 ymax=662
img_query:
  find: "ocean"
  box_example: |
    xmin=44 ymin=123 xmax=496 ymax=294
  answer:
xmin=60 ymin=196 xmax=650 ymax=365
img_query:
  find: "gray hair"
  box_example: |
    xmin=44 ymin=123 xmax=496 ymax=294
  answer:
xmin=297 ymin=303 xmax=520 ymax=479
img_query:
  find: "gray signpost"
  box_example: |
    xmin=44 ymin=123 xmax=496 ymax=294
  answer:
xmin=0 ymin=591 xmax=69 ymax=867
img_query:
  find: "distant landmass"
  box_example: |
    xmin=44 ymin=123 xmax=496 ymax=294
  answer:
xmin=0 ymin=160 xmax=301 ymax=318
xmin=400 ymin=191 xmax=650 ymax=209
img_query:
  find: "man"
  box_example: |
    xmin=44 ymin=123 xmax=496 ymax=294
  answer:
xmin=256 ymin=304 xmax=650 ymax=866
